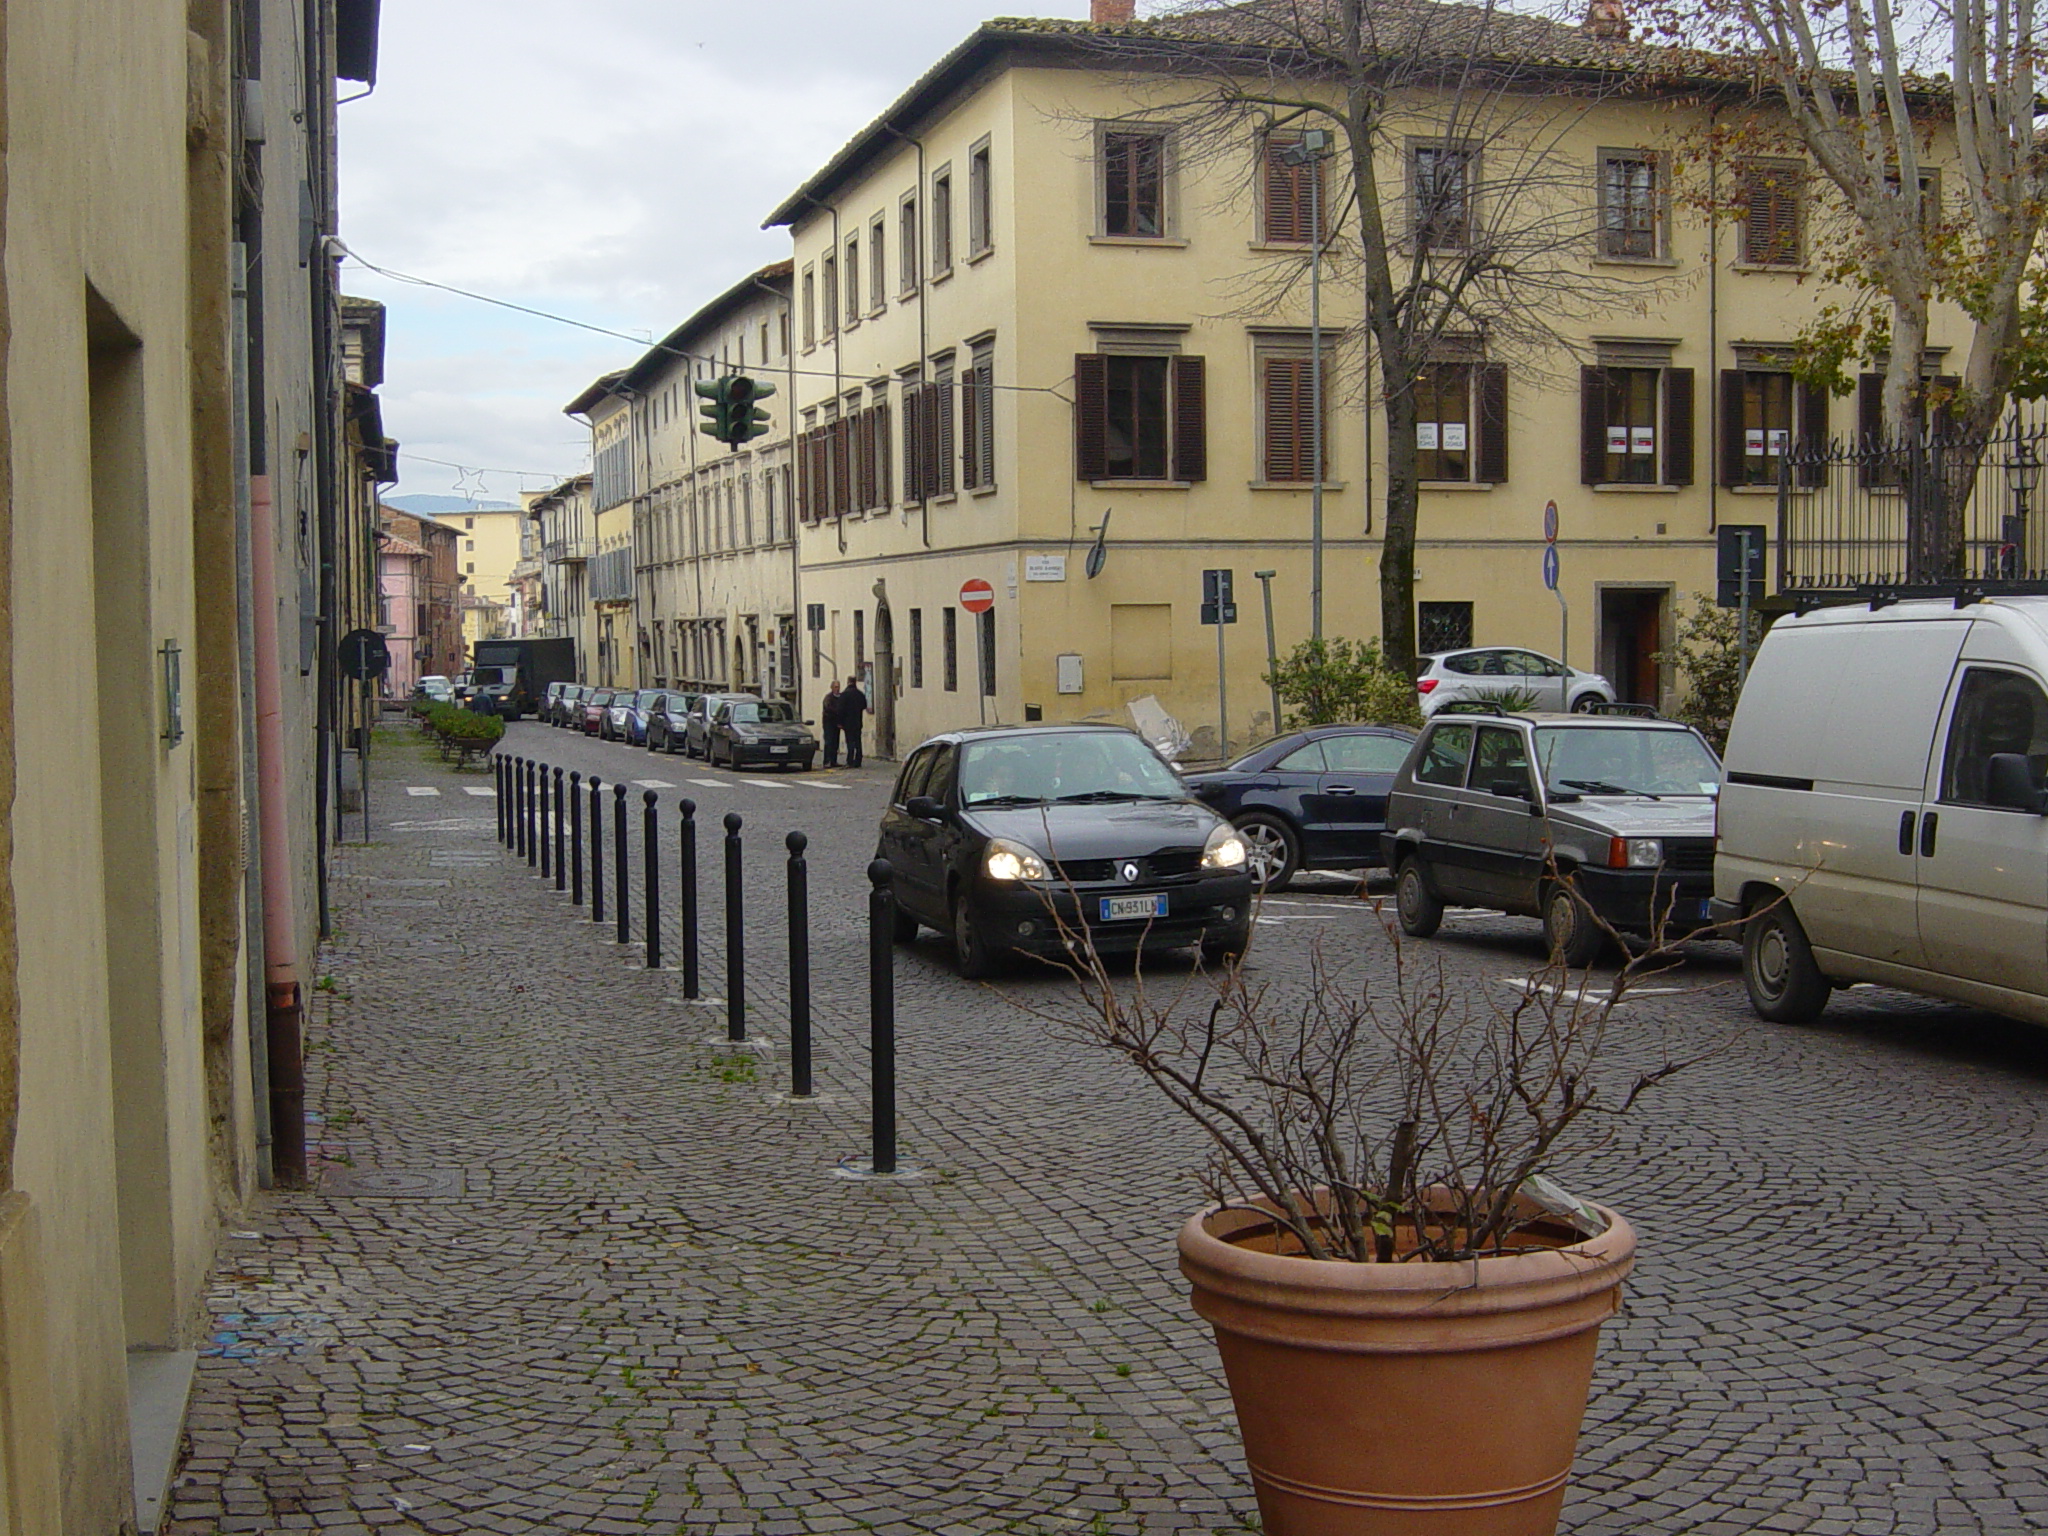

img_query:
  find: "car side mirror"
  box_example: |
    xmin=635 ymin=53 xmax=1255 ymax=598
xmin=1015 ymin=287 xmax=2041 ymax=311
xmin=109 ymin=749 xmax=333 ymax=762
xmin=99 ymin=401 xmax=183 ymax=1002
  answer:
xmin=905 ymin=794 xmax=946 ymax=822
xmin=1984 ymin=752 xmax=2046 ymax=813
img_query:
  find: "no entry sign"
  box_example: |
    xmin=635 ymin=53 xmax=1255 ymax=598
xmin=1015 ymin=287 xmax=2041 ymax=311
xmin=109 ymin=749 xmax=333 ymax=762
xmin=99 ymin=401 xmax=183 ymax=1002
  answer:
xmin=959 ymin=578 xmax=995 ymax=614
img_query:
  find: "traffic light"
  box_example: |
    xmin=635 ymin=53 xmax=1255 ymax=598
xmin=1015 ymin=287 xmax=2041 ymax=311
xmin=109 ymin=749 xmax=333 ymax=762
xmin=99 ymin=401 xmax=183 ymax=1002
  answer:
xmin=695 ymin=377 xmax=729 ymax=444
xmin=727 ymin=375 xmax=775 ymax=445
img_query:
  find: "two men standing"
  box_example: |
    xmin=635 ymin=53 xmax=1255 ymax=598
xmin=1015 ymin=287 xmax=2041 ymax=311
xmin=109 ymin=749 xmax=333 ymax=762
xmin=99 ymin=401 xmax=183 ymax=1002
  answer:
xmin=820 ymin=675 xmax=870 ymax=768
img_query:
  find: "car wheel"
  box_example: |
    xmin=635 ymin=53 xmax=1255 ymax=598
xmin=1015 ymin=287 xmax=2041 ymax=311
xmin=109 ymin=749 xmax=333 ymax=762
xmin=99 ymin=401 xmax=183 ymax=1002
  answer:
xmin=1234 ymin=813 xmax=1299 ymax=893
xmin=1394 ymin=857 xmax=1444 ymax=938
xmin=951 ymin=895 xmax=997 ymax=980
xmin=1742 ymin=897 xmax=1832 ymax=1023
xmin=1570 ymin=693 xmax=1609 ymax=713
xmin=1541 ymin=879 xmax=1603 ymax=968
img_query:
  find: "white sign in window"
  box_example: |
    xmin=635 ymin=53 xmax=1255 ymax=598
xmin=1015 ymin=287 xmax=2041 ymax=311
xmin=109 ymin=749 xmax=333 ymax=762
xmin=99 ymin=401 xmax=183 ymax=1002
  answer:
xmin=1630 ymin=427 xmax=1656 ymax=455
xmin=1607 ymin=426 xmax=1630 ymax=454
xmin=1766 ymin=428 xmax=1789 ymax=454
xmin=1442 ymin=422 xmax=1468 ymax=452
xmin=1417 ymin=423 xmax=1440 ymax=450
xmin=1746 ymin=429 xmax=1766 ymax=457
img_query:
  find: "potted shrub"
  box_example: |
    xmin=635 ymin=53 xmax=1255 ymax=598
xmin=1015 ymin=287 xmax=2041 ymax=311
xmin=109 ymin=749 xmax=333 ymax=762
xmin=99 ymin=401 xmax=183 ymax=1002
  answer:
xmin=1052 ymin=917 xmax=1695 ymax=1536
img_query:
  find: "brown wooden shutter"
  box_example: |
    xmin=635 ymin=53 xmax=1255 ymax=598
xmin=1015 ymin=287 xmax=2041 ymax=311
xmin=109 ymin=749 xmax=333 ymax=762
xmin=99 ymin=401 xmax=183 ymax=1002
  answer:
xmin=1719 ymin=369 xmax=1746 ymax=487
xmin=1742 ymin=163 xmax=1801 ymax=265
xmin=936 ymin=376 xmax=957 ymax=496
xmin=1476 ymin=364 xmax=1508 ymax=483
xmin=903 ymin=386 xmax=925 ymax=501
xmin=960 ymin=367 xmax=982 ymax=491
xmin=1173 ymin=354 xmax=1207 ymax=482
xmin=796 ymin=430 xmax=811 ymax=522
xmin=1797 ymin=381 xmax=1828 ymax=487
xmin=1580 ymin=366 xmax=1607 ymax=484
xmin=1263 ymin=136 xmax=1309 ymax=244
xmin=975 ymin=369 xmax=995 ymax=488
xmin=1263 ymin=358 xmax=1306 ymax=480
xmin=1664 ymin=367 xmax=1695 ymax=485
xmin=1075 ymin=354 xmax=1108 ymax=481
xmin=876 ymin=399 xmax=893 ymax=505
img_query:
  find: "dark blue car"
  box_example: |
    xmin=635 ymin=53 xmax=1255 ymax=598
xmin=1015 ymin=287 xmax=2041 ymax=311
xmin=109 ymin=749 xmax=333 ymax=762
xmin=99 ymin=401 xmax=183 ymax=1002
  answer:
xmin=1181 ymin=724 xmax=1417 ymax=891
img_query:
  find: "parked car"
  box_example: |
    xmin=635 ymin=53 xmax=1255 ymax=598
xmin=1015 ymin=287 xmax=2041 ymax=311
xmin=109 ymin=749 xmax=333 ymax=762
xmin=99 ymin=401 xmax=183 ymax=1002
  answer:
xmin=644 ymin=691 xmax=702 ymax=754
xmin=1415 ymin=648 xmax=1614 ymax=716
xmin=553 ymin=682 xmax=589 ymax=727
xmin=877 ymin=723 xmax=1254 ymax=978
xmin=579 ymin=687 xmax=616 ymax=735
xmin=413 ymin=675 xmax=455 ymax=704
xmin=1182 ymin=724 xmax=1416 ymax=890
xmin=1381 ymin=709 xmax=1723 ymax=965
xmin=604 ymin=688 xmax=664 ymax=745
xmin=541 ymin=680 xmax=568 ymax=724
xmin=684 ymin=692 xmax=757 ymax=759
xmin=705 ymin=696 xmax=817 ymax=770
xmin=1712 ymin=596 xmax=2048 ymax=1029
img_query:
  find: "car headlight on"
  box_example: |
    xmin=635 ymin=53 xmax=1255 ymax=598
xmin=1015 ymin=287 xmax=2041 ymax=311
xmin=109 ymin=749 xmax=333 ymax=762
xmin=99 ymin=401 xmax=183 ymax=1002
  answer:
xmin=984 ymin=839 xmax=1050 ymax=882
xmin=1202 ymin=823 xmax=1249 ymax=869
xmin=1608 ymin=836 xmax=1664 ymax=869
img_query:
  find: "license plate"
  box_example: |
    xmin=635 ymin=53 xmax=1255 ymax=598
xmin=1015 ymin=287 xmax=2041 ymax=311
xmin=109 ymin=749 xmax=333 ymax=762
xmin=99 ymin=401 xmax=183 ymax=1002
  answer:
xmin=1100 ymin=893 xmax=1169 ymax=922
xmin=770 ymin=745 xmax=788 ymax=754
xmin=1691 ymin=898 xmax=1712 ymax=922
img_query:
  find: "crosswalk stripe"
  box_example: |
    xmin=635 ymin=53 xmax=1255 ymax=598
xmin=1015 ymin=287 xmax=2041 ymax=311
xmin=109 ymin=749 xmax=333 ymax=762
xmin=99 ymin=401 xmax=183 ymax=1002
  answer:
xmin=462 ymin=786 xmax=497 ymax=797
xmin=404 ymin=787 xmax=441 ymax=797
xmin=688 ymin=778 xmax=727 ymax=788
xmin=631 ymin=779 xmax=676 ymax=789
xmin=790 ymin=780 xmax=849 ymax=790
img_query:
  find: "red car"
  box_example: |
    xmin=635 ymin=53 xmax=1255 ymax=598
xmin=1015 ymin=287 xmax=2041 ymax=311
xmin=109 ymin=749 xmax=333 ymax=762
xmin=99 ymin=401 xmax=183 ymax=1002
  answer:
xmin=580 ymin=687 xmax=616 ymax=734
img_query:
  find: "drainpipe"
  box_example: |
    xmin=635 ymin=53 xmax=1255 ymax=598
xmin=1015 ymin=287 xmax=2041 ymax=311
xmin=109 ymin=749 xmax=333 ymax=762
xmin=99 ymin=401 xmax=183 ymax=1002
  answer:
xmin=249 ymin=474 xmax=306 ymax=1186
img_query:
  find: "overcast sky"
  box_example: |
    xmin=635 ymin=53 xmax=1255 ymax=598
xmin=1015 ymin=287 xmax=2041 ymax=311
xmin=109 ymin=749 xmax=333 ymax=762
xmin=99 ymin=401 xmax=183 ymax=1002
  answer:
xmin=340 ymin=1 xmax=1100 ymax=505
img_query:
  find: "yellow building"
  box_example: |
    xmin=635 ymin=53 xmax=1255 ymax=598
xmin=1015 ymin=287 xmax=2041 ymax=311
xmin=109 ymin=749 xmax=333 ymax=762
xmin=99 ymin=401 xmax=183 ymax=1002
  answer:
xmin=435 ymin=505 xmax=526 ymax=659
xmin=0 ymin=1 xmax=378 ymax=1530
xmin=530 ymin=473 xmax=599 ymax=681
xmin=765 ymin=6 xmax=1972 ymax=755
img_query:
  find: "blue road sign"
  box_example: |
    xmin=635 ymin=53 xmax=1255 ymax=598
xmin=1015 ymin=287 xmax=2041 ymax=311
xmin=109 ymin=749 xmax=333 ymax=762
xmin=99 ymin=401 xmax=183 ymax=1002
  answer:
xmin=1542 ymin=543 xmax=1560 ymax=591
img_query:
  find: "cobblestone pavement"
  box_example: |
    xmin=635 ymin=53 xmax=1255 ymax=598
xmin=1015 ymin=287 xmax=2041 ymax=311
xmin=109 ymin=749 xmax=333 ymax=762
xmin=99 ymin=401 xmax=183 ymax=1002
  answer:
xmin=169 ymin=720 xmax=2048 ymax=1534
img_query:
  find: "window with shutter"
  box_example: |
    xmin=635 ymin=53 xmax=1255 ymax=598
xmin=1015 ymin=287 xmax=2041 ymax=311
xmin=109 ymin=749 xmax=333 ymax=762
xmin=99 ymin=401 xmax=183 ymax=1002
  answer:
xmin=1173 ymin=355 xmax=1207 ymax=483
xmin=968 ymin=139 xmax=993 ymax=256
xmin=971 ymin=341 xmax=995 ymax=490
xmin=1262 ymin=356 xmax=1313 ymax=481
xmin=1720 ymin=370 xmax=1797 ymax=486
xmin=931 ymin=168 xmax=954 ymax=274
xmin=875 ymin=398 xmax=893 ymax=506
xmin=1414 ymin=364 xmax=1473 ymax=481
xmin=929 ymin=369 xmax=954 ymax=497
xmin=1262 ymin=134 xmax=1321 ymax=245
xmin=962 ymin=366 xmax=982 ymax=492
xmin=902 ymin=383 xmax=927 ymax=502
xmin=1476 ymin=365 xmax=1509 ymax=483
xmin=1740 ymin=160 xmax=1803 ymax=267
xmin=1074 ymin=354 xmax=1108 ymax=480
xmin=1074 ymin=351 xmax=1203 ymax=482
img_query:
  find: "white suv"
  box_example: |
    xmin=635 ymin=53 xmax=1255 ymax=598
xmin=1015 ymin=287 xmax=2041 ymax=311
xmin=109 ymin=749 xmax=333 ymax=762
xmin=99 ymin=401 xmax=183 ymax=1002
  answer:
xmin=1416 ymin=648 xmax=1614 ymax=716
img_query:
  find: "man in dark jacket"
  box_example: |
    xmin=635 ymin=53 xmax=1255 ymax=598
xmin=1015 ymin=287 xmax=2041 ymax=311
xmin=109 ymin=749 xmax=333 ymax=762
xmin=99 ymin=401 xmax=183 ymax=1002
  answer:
xmin=820 ymin=680 xmax=843 ymax=768
xmin=839 ymin=675 xmax=870 ymax=767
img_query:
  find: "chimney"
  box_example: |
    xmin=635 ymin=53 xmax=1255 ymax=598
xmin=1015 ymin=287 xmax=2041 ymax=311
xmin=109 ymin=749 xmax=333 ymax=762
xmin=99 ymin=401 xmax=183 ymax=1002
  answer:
xmin=1092 ymin=0 xmax=1137 ymax=24
xmin=1584 ymin=0 xmax=1630 ymax=39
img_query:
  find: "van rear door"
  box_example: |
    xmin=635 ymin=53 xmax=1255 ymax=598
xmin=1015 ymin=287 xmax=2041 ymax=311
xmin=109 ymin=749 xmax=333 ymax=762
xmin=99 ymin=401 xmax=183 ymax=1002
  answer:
xmin=1913 ymin=638 xmax=2048 ymax=1001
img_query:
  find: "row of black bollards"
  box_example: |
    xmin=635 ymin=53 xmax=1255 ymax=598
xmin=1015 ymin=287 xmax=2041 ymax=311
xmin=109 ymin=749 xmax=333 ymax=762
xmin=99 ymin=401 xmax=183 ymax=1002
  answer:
xmin=490 ymin=752 xmax=895 ymax=1175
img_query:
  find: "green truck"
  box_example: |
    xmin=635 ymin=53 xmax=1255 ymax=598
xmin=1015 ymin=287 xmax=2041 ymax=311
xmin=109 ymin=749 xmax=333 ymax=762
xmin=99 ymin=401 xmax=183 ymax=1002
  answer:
xmin=467 ymin=637 xmax=575 ymax=722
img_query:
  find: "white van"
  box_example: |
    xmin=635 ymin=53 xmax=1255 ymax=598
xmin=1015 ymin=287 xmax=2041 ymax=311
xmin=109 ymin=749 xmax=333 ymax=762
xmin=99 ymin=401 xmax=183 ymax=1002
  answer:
xmin=1714 ymin=596 xmax=2048 ymax=1027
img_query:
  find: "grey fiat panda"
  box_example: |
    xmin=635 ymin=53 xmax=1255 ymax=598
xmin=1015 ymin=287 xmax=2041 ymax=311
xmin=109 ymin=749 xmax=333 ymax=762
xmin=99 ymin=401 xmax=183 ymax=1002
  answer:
xmin=1379 ymin=708 xmax=1724 ymax=964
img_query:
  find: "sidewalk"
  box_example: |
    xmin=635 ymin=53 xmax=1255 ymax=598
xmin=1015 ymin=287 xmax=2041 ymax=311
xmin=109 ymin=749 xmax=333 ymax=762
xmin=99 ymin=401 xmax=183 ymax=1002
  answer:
xmin=167 ymin=727 xmax=1257 ymax=1535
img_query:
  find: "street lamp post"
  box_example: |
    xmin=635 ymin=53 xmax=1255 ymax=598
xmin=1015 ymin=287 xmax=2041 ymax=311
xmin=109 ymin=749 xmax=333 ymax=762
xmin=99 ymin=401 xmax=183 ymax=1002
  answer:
xmin=2005 ymin=438 xmax=2041 ymax=580
xmin=1282 ymin=128 xmax=1332 ymax=640
xmin=1254 ymin=569 xmax=1279 ymax=731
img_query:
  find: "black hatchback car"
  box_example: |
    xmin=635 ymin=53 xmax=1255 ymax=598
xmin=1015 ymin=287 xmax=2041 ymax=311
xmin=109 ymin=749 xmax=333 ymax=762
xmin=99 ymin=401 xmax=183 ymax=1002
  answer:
xmin=1181 ymin=724 xmax=1416 ymax=891
xmin=877 ymin=724 xmax=1255 ymax=977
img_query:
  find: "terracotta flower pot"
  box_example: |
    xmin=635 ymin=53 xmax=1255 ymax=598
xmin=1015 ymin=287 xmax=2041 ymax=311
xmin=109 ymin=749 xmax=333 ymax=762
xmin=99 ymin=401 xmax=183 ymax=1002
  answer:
xmin=1177 ymin=1198 xmax=1636 ymax=1536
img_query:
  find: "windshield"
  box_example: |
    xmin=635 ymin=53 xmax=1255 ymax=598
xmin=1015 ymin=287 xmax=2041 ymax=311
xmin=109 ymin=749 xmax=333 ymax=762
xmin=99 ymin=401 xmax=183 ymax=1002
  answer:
xmin=1534 ymin=726 xmax=1721 ymax=798
xmin=727 ymin=701 xmax=794 ymax=725
xmin=471 ymin=668 xmax=510 ymax=686
xmin=960 ymin=731 xmax=1184 ymax=806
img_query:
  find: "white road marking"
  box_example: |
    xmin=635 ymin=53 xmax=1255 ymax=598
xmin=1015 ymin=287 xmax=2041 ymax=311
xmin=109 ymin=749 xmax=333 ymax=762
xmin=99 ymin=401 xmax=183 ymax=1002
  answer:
xmin=790 ymin=780 xmax=849 ymax=790
xmin=404 ymin=786 xmax=441 ymax=797
xmin=688 ymin=778 xmax=728 ymax=788
xmin=462 ymin=786 xmax=496 ymax=797
xmin=632 ymin=779 xmax=676 ymax=789
xmin=733 ymin=778 xmax=792 ymax=790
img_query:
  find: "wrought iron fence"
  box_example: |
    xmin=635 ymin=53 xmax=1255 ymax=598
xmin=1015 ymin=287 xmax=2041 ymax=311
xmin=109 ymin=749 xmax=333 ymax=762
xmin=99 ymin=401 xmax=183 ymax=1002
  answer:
xmin=1777 ymin=408 xmax=2048 ymax=598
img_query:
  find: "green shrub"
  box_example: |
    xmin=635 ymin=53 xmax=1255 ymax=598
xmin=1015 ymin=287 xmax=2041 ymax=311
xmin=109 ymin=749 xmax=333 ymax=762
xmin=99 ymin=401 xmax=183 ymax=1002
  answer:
xmin=1264 ymin=636 xmax=1422 ymax=730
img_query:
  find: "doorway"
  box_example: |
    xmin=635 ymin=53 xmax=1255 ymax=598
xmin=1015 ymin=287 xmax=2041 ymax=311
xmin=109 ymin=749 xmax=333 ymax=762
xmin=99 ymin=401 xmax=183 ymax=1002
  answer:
xmin=1598 ymin=587 xmax=1668 ymax=707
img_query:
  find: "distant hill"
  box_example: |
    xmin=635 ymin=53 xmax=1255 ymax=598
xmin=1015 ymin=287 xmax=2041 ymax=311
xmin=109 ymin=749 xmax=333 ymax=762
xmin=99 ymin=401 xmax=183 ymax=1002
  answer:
xmin=386 ymin=494 xmax=517 ymax=515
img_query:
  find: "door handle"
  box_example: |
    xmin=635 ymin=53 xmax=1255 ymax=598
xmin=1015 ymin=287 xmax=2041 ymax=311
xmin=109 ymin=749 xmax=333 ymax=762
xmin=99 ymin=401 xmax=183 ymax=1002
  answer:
xmin=1898 ymin=810 xmax=1916 ymax=855
xmin=1326 ymin=785 xmax=1358 ymax=796
xmin=1919 ymin=811 xmax=1939 ymax=858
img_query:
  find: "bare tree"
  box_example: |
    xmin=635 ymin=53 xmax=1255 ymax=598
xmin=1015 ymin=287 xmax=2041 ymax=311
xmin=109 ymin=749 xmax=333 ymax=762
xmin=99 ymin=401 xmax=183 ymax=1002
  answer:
xmin=1651 ymin=0 xmax=2046 ymax=438
xmin=1075 ymin=0 xmax=1682 ymax=672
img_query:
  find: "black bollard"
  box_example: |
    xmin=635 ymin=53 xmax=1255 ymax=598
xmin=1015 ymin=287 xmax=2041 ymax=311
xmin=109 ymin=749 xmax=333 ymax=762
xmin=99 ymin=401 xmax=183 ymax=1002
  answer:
xmin=512 ymin=758 xmax=525 ymax=857
xmin=495 ymin=756 xmax=507 ymax=843
xmin=590 ymin=776 xmax=605 ymax=926
xmin=614 ymin=782 xmax=630 ymax=944
xmin=538 ymin=765 xmax=551 ymax=879
xmin=724 ymin=812 xmax=745 ymax=1042
xmin=787 ymin=831 xmax=812 ymax=1098
xmin=554 ymin=768 xmax=567 ymax=891
xmin=868 ymin=859 xmax=897 ymax=1174
xmin=569 ymin=772 xmax=584 ymax=906
xmin=678 ymin=799 xmax=700 ymax=1000
xmin=525 ymin=760 xmax=538 ymax=869
xmin=642 ymin=789 xmax=662 ymax=969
